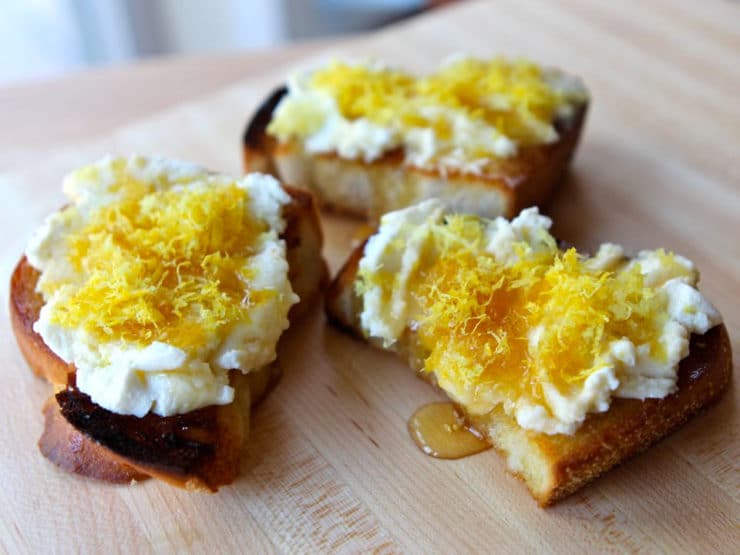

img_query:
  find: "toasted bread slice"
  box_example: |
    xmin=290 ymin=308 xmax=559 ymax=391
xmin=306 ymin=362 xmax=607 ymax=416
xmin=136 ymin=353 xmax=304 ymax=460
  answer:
xmin=325 ymin=242 xmax=733 ymax=506
xmin=243 ymin=86 xmax=587 ymax=220
xmin=11 ymin=185 xmax=327 ymax=490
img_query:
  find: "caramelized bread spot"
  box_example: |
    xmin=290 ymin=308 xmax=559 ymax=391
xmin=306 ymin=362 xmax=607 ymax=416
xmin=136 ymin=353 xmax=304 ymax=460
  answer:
xmin=39 ymin=396 xmax=149 ymax=484
xmin=57 ymin=386 xmax=217 ymax=475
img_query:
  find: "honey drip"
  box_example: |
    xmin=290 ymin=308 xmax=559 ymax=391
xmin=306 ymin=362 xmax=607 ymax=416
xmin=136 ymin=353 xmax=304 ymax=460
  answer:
xmin=408 ymin=402 xmax=491 ymax=459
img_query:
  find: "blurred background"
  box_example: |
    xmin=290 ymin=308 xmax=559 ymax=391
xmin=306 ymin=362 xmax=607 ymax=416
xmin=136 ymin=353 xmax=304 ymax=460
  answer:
xmin=0 ymin=0 xmax=454 ymax=86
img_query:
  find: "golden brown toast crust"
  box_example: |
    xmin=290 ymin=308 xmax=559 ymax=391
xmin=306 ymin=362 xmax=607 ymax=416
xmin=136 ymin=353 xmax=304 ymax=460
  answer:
xmin=325 ymin=242 xmax=733 ymax=506
xmin=9 ymin=261 xmax=72 ymax=385
xmin=282 ymin=184 xmax=329 ymax=318
xmin=242 ymin=85 xmax=587 ymax=219
xmin=10 ymin=185 xmax=325 ymax=490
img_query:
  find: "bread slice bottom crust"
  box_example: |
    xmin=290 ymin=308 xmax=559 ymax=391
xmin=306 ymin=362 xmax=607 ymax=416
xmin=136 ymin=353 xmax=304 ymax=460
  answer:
xmin=10 ymin=185 xmax=327 ymax=490
xmin=325 ymin=245 xmax=733 ymax=506
xmin=242 ymin=86 xmax=587 ymax=221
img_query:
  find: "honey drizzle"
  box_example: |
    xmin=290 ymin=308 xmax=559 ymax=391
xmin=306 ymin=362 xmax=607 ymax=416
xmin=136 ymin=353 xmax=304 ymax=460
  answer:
xmin=408 ymin=402 xmax=491 ymax=459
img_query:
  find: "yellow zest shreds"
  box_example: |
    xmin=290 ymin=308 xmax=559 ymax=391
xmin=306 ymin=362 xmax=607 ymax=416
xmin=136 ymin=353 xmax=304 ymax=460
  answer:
xmin=311 ymin=62 xmax=415 ymax=124
xmin=417 ymin=58 xmax=575 ymax=145
xmin=310 ymin=59 xmax=571 ymax=144
xmin=272 ymin=58 xmax=586 ymax=148
xmin=44 ymin=182 xmax=269 ymax=351
xmin=401 ymin=216 xmax=670 ymax=410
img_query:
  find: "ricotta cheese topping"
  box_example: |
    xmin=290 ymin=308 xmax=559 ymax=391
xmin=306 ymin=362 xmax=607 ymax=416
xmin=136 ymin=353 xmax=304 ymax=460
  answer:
xmin=356 ymin=200 xmax=722 ymax=435
xmin=26 ymin=155 xmax=298 ymax=417
xmin=267 ymin=57 xmax=588 ymax=174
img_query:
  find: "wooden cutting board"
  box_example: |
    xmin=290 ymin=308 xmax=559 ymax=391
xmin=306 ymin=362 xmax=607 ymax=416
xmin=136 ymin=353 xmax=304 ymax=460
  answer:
xmin=1 ymin=0 xmax=738 ymax=552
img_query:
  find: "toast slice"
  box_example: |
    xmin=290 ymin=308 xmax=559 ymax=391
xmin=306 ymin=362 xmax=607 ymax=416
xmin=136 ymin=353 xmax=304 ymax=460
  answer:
xmin=11 ymin=185 xmax=327 ymax=491
xmin=243 ymin=86 xmax=587 ymax=220
xmin=325 ymin=241 xmax=732 ymax=506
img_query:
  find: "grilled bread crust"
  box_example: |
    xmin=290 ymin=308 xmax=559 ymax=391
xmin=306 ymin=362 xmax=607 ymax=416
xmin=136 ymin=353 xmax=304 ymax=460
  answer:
xmin=243 ymin=86 xmax=587 ymax=220
xmin=325 ymin=243 xmax=733 ymax=506
xmin=10 ymin=185 xmax=327 ymax=491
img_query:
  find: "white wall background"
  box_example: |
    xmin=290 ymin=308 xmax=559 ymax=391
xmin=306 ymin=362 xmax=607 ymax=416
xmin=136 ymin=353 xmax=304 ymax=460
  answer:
xmin=0 ymin=0 xmax=426 ymax=85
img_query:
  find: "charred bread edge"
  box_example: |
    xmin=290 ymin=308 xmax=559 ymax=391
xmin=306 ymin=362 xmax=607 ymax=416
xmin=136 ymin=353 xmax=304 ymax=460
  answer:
xmin=243 ymin=86 xmax=287 ymax=155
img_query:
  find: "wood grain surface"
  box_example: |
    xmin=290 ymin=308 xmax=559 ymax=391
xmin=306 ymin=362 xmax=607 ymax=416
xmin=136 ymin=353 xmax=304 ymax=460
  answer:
xmin=1 ymin=0 xmax=738 ymax=552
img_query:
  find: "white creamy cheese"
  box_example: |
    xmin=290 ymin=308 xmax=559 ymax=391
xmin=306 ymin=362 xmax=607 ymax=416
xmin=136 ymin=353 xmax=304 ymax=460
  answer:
xmin=357 ymin=201 xmax=723 ymax=435
xmin=27 ymin=155 xmax=298 ymax=417
xmin=543 ymin=68 xmax=589 ymax=121
xmin=273 ymin=78 xmax=517 ymax=172
xmin=268 ymin=58 xmax=587 ymax=174
xmin=272 ymin=74 xmax=401 ymax=163
xmin=358 ymin=199 xmax=445 ymax=342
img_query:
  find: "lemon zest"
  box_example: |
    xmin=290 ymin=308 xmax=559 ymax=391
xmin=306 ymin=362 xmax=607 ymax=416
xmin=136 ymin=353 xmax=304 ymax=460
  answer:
xmin=360 ymin=214 xmax=676 ymax=413
xmin=269 ymin=58 xmax=587 ymax=151
xmin=44 ymin=178 xmax=270 ymax=352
